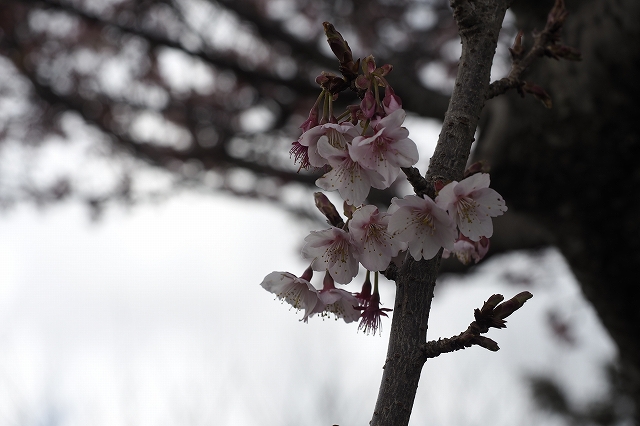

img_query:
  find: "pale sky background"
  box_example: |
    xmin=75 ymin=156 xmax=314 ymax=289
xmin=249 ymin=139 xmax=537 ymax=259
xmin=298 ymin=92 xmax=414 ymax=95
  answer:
xmin=0 ymin=4 xmax=622 ymax=425
xmin=0 ymin=179 xmax=617 ymax=426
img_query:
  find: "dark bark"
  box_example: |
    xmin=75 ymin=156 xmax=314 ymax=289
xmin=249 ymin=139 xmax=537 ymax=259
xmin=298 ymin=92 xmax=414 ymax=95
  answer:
xmin=477 ymin=0 xmax=640 ymax=418
xmin=370 ymin=1 xmax=511 ymax=424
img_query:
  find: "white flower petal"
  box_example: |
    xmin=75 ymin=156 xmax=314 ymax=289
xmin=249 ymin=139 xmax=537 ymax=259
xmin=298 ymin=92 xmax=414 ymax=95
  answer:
xmin=472 ymin=187 xmax=507 ymax=216
xmin=456 ymin=173 xmax=490 ymax=194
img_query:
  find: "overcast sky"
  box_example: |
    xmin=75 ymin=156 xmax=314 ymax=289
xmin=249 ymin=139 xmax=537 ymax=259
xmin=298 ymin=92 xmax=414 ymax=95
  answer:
xmin=0 ymin=187 xmax=617 ymax=426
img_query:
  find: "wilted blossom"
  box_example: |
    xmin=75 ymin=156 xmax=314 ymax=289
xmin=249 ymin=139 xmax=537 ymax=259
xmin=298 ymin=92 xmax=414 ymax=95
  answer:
xmin=350 ymin=109 xmax=419 ymax=186
xmin=436 ymin=173 xmax=507 ymax=241
xmin=302 ymin=226 xmax=360 ymax=284
xmin=387 ymin=195 xmax=457 ymax=261
xmin=348 ymin=204 xmax=404 ymax=271
xmin=260 ymin=268 xmax=322 ymax=322
xmin=357 ymin=291 xmax=392 ymax=335
xmin=315 ymin=139 xmax=386 ymax=206
xmin=298 ymin=122 xmax=360 ymax=168
xmin=443 ymin=235 xmax=490 ymax=265
xmin=289 ymin=141 xmax=311 ymax=170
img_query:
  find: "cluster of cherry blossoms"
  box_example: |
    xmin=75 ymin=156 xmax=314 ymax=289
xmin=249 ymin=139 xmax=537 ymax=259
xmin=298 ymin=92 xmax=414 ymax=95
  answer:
xmin=261 ymin=25 xmax=507 ymax=334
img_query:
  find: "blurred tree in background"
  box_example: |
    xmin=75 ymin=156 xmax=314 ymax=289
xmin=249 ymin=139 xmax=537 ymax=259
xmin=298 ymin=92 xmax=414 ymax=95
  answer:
xmin=0 ymin=0 xmax=638 ymax=422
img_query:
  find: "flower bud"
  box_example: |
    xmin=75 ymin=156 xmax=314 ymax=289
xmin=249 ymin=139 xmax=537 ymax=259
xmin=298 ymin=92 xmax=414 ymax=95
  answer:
xmin=546 ymin=44 xmax=582 ymax=61
xmin=493 ymin=291 xmax=533 ymax=320
xmin=355 ymin=75 xmax=371 ymax=90
xmin=362 ymin=55 xmax=377 ymax=76
xmin=314 ymin=192 xmax=344 ymax=227
xmin=546 ymin=0 xmax=568 ymax=31
xmin=472 ymin=336 xmax=500 ymax=352
xmin=323 ymin=22 xmax=353 ymax=64
xmin=523 ymin=82 xmax=552 ymax=108
xmin=480 ymin=294 xmax=505 ymax=314
xmin=376 ymin=64 xmax=393 ymax=77
xmin=509 ymin=31 xmax=525 ymax=60
xmin=361 ymin=89 xmax=376 ymax=119
xmin=382 ymin=85 xmax=402 ymax=114
xmin=347 ymin=105 xmax=361 ymax=125
xmin=463 ymin=161 xmax=488 ymax=178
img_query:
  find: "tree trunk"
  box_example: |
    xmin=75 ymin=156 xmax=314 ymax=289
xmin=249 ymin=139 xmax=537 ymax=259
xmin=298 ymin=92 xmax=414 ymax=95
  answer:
xmin=477 ymin=0 xmax=640 ymax=415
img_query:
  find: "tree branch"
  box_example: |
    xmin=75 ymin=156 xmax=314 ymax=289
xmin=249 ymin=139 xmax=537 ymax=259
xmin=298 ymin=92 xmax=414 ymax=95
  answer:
xmin=370 ymin=1 xmax=512 ymax=425
xmin=487 ymin=0 xmax=581 ymax=101
xmin=3 ymin=33 xmax=319 ymax=187
xmin=30 ymin=0 xmax=320 ymax=96
xmin=422 ymin=292 xmax=533 ymax=358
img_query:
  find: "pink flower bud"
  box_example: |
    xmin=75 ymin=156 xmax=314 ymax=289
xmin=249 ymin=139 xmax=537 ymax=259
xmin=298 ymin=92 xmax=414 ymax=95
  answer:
xmin=523 ymin=82 xmax=552 ymax=108
xmin=376 ymin=64 xmax=393 ymax=77
xmin=362 ymin=55 xmax=377 ymax=76
xmin=361 ymin=89 xmax=377 ymax=119
xmin=509 ymin=31 xmax=524 ymax=60
xmin=382 ymin=85 xmax=402 ymax=114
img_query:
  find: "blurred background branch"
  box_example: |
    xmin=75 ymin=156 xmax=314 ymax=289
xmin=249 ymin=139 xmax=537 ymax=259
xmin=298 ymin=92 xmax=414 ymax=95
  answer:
xmin=0 ymin=0 xmax=639 ymax=421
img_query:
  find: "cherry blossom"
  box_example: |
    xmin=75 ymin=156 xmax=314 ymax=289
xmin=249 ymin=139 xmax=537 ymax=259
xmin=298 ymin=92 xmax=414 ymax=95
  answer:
xmin=349 ymin=109 xmax=419 ymax=186
xmin=443 ymin=235 xmax=490 ymax=265
xmin=312 ymin=272 xmax=361 ymax=323
xmin=298 ymin=122 xmax=360 ymax=168
xmin=260 ymin=269 xmax=322 ymax=322
xmin=302 ymin=226 xmax=360 ymax=284
xmin=315 ymin=139 xmax=386 ymax=206
xmin=387 ymin=195 xmax=457 ymax=261
xmin=435 ymin=173 xmax=507 ymax=241
xmin=348 ymin=204 xmax=404 ymax=271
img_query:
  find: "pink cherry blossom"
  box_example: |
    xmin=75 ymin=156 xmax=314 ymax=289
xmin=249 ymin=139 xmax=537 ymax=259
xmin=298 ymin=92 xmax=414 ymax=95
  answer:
xmin=349 ymin=109 xmax=419 ymax=186
xmin=435 ymin=173 xmax=507 ymax=241
xmin=348 ymin=204 xmax=404 ymax=271
xmin=318 ymin=288 xmax=361 ymax=323
xmin=302 ymin=227 xmax=360 ymax=284
xmin=443 ymin=235 xmax=490 ymax=265
xmin=314 ymin=273 xmax=361 ymax=323
xmin=315 ymin=140 xmax=386 ymax=206
xmin=260 ymin=269 xmax=322 ymax=322
xmin=387 ymin=195 xmax=457 ymax=261
xmin=298 ymin=122 xmax=360 ymax=168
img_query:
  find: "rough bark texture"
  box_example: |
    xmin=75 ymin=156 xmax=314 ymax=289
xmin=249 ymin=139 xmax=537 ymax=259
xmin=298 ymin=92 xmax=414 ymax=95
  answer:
xmin=476 ymin=0 xmax=640 ymax=416
xmin=370 ymin=1 xmax=511 ymax=424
